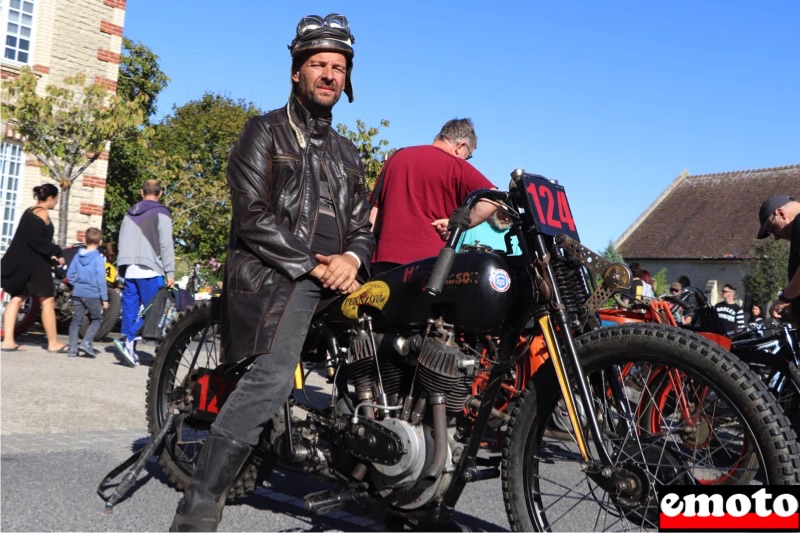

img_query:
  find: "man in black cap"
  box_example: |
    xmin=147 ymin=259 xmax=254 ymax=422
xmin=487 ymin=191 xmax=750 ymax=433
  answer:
xmin=756 ymin=195 xmax=800 ymax=325
xmin=170 ymin=13 xmax=373 ymax=531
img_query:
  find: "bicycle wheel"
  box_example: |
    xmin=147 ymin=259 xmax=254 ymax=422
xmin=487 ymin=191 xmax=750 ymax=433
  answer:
xmin=502 ymin=323 xmax=800 ymax=532
xmin=146 ymin=299 xmax=272 ymax=498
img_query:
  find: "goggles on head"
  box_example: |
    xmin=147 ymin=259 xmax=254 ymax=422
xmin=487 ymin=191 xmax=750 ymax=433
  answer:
xmin=295 ymin=14 xmax=351 ymax=38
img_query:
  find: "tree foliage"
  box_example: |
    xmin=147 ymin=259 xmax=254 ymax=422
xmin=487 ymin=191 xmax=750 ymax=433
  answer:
xmin=104 ymin=38 xmax=170 ymax=242
xmin=743 ymin=238 xmax=790 ymax=304
xmin=150 ymin=93 xmax=261 ymax=260
xmin=2 ymin=67 xmax=147 ymax=245
xmin=600 ymin=242 xmax=624 ymax=264
xmin=336 ymin=119 xmax=391 ymax=191
xmin=652 ymin=268 xmax=669 ymax=296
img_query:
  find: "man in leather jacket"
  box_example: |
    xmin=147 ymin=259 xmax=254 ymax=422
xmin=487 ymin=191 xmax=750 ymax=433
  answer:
xmin=170 ymin=14 xmax=374 ymax=532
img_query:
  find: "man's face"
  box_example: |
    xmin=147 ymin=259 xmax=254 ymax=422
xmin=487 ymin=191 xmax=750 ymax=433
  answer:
xmin=721 ymin=287 xmax=735 ymax=303
xmin=765 ymin=207 xmax=794 ymax=240
xmin=292 ymin=51 xmax=347 ymax=114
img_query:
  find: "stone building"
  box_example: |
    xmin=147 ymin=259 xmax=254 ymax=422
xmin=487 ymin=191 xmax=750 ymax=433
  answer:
xmin=1 ymin=0 xmax=126 ymax=252
xmin=614 ymin=164 xmax=800 ymax=306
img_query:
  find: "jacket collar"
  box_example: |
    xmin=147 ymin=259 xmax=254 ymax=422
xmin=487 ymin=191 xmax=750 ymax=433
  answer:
xmin=289 ymin=97 xmax=332 ymax=142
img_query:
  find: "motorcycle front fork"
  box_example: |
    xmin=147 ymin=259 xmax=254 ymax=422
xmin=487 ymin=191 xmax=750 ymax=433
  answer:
xmin=539 ymin=311 xmax=635 ymax=471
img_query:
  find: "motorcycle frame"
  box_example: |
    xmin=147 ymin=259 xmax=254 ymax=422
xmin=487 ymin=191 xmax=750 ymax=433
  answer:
xmin=429 ymin=175 xmax=620 ymax=513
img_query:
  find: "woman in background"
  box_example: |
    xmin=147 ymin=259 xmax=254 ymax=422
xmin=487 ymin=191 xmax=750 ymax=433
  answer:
xmin=1 ymin=184 xmax=67 ymax=352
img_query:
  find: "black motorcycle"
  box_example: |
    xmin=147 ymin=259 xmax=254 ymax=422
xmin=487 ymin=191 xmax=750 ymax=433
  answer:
xmin=731 ymin=321 xmax=800 ymax=434
xmin=144 ymin=171 xmax=800 ymax=531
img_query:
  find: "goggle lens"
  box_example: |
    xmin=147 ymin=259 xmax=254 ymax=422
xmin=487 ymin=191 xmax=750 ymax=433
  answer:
xmin=296 ymin=14 xmax=350 ymax=38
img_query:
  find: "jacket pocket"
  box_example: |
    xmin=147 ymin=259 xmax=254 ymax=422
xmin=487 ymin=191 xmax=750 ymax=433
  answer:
xmin=228 ymin=251 xmax=269 ymax=294
xmin=344 ymin=165 xmax=368 ymax=199
xmin=271 ymin=153 xmax=302 ymax=204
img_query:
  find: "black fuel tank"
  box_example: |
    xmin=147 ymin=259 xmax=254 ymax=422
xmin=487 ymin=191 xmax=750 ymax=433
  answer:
xmin=329 ymin=252 xmax=514 ymax=333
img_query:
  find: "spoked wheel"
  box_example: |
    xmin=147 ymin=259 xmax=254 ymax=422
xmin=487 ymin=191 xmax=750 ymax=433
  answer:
xmin=1 ymin=291 xmax=40 ymax=338
xmin=146 ymin=299 xmax=272 ymax=498
xmin=738 ymin=351 xmax=800 ymax=440
xmin=502 ymin=323 xmax=800 ymax=532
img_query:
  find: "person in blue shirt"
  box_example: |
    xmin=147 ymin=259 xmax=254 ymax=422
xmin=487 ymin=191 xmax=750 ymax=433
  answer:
xmin=66 ymin=228 xmax=109 ymax=357
xmin=458 ymin=209 xmax=520 ymax=255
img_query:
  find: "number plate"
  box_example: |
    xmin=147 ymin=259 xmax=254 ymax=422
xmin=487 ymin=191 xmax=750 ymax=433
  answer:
xmin=523 ymin=173 xmax=580 ymax=241
xmin=192 ymin=368 xmax=239 ymax=422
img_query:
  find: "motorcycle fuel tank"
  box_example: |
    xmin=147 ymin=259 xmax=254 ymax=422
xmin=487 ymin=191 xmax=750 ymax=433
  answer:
xmin=331 ymin=252 xmax=514 ymax=333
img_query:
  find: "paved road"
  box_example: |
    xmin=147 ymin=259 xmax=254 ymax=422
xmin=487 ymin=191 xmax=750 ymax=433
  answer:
xmin=1 ymin=327 xmax=512 ymax=532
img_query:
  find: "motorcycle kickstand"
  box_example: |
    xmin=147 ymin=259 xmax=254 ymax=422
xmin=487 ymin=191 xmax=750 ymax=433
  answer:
xmin=97 ymin=414 xmax=175 ymax=513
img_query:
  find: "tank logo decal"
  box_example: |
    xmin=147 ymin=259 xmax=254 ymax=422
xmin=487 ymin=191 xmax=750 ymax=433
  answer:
xmin=341 ymin=280 xmax=390 ymax=319
xmin=489 ymin=269 xmax=511 ymax=292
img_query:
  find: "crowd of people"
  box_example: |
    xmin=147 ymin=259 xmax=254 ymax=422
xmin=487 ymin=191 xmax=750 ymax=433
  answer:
xmin=1 ymin=12 xmax=798 ymax=532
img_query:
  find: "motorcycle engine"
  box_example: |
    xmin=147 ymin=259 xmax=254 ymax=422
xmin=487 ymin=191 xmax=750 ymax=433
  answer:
xmin=337 ymin=318 xmax=475 ymax=508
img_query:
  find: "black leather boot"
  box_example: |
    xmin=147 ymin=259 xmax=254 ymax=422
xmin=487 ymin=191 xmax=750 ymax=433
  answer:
xmin=169 ymin=435 xmax=252 ymax=532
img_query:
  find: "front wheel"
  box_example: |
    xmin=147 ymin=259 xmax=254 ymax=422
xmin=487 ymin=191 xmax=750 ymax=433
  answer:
xmin=146 ymin=299 xmax=272 ymax=498
xmin=502 ymin=323 xmax=800 ymax=532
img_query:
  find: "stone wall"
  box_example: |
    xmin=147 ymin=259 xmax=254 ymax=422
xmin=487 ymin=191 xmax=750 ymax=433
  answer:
xmin=2 ymin=0 xmax=126 ymax=246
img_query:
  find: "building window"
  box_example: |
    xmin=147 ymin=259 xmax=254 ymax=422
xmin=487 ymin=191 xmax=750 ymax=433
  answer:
xmin=0 ymin=141 xmax=24 ymax=253
xmin=2 ymin=0 xmax=35 ymax=64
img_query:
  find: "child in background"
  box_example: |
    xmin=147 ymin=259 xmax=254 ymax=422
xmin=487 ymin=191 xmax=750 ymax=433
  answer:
xmin=67 ymin=228 xmax=109 ymax=357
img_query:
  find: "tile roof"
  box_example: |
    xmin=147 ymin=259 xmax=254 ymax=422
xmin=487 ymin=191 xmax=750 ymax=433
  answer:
xmin=615 ymin=165 xmax=800 ymax=260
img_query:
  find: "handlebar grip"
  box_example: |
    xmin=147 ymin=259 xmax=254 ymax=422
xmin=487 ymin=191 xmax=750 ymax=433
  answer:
xmin=426 ymin=247 xmax=456 ymax=296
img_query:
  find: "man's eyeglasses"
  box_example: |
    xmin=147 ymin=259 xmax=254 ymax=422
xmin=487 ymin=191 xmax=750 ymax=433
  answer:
xmin=764 ymin=211 xmax=778 ymax=237
xmin=670 ymin=289 xmax=680 ymax=294
xmin=296 ymin=14 xmax=351 ymax=39
xmin=460 ymin=142 xmax=474 ymax=161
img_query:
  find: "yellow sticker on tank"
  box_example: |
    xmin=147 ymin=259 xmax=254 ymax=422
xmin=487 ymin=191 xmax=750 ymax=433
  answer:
xmin=341 ymin=280 xmax=390 ymax=319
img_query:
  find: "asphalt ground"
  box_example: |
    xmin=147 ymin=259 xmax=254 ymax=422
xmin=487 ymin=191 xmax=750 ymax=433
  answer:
xmin=1 ymin=327 xmax=513 ymax=532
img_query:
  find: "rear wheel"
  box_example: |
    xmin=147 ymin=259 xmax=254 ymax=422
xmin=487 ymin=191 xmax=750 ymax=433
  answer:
xmin=502 ymin=323 xmax=800 ymax=532
xmin=79 ymin=289 xmax=121 ymax=341
xmin=145 ymin=299 xmax=272 ymax=498
xmin=1 ymin=291 xmax=40 ymax=339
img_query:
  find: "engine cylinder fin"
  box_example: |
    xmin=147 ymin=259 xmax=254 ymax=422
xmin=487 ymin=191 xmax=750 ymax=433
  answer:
xmin=416 ymin=336 xmax=472 ymax=412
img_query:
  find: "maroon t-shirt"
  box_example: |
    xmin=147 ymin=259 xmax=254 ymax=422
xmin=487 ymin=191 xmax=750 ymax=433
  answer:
xmin=371 ymin=145 xmax=494 ymax=265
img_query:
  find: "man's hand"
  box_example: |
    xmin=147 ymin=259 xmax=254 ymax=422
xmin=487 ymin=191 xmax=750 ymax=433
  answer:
xmin=166 ymin=277 xmax=175 ymax=289
xmin=769 ymin=301 xmax=792 ymax=321
xmin=102 ymin=300 xmax=109 ymax=310
xmin=432 ymin=219 xmax=449 ymax=241
xmin=312 ymin=254 xmax=360 ymax=293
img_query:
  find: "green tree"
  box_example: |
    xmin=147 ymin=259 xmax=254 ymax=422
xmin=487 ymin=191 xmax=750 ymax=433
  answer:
xmin=104 ymin=38 xmax=170 ymax=242
xmin=743 ymin=238 xmax=790 ymax=304
xmin=2 ymin=68 xmax=147 ymax=245
xmin=600 ymin=242 xmax=624 ymax=264
xmin=652 ymin=268 xmax=669 ymax=296
xmin=150 ymin=93 xmax=261 ymax=260
xmin=336 ymin=119 xmax=391 ymax=190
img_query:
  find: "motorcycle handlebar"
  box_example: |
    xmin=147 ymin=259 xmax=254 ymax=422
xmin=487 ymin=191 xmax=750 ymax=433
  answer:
xmin=425 ymin=189 xmax=510 ymax=296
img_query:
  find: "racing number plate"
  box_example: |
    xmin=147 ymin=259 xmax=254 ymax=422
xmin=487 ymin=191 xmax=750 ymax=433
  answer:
xmin=192 ymin=368 xmax=239 ymax=422
xmin=523 ymin=173 xmax=580 ymax=242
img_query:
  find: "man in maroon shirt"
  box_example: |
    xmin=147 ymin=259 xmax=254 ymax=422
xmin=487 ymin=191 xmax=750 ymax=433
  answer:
xmin=369 ymin=118 xmax=496 ymax=274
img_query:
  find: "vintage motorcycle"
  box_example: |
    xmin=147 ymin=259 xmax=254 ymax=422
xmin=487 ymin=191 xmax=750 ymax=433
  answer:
xmin=142 ymin=170 xmax=800 ymax=531
xmin=600 ymin=288 xmax=800 ymax=438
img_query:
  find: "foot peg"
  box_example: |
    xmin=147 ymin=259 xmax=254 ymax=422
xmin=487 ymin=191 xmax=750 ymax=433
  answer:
xmin=303 ymin=486 xmax=367 ymax=515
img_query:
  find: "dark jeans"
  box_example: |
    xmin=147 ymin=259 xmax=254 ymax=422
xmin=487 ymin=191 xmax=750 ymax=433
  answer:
xmin=69 ymin=296 xmax=103 ymax=350
xmin=211 ymin=277 xmax=324 ymax=446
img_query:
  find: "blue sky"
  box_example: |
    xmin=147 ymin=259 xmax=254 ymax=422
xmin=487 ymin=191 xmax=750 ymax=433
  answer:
xmin=124 ymin=1 xmax=799 ymax=253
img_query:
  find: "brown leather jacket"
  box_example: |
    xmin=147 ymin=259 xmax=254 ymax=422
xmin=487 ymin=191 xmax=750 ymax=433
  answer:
xmin=221 ymin=98 xmax=374 ymax=360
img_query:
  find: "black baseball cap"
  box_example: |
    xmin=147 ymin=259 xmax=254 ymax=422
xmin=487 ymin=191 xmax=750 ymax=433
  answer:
xmin=756 ymin=195 xmax=794 ymax=239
